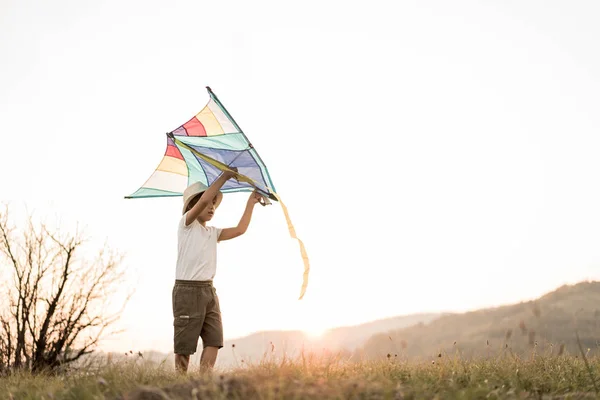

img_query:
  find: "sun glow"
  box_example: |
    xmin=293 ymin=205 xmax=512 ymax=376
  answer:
xmin=303 ymin=326 xmax=327 ymax=339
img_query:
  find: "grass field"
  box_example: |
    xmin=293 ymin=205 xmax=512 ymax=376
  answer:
xmin=1 ymin=353 xmax=600 ymax=399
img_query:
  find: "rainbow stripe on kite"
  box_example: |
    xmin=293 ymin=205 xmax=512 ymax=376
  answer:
xmin=126 ymin=87 xmax=277 ymax=200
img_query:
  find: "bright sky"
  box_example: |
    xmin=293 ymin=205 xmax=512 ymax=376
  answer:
xmin=2 ymin=0 xmax=600 ymax=354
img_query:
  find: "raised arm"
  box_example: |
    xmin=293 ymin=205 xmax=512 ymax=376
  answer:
xmin=218 ymin=191 xmax=263 ymax=241
xmin=185 ymin=171 xmax=235 ymax=226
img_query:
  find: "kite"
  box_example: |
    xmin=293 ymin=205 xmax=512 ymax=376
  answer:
xmin=126 ymin=87 xmax=309 ymax=299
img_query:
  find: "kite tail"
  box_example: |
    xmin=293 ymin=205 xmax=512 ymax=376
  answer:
xmin=273 ymin=193 xmax=310 ymax=300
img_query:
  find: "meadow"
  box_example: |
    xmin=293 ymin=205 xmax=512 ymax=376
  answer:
xmin=1 ymin=352 xmax=599 ymax=399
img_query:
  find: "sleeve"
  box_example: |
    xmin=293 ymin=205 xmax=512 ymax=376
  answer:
xmin=214 ymin=226 xmax=223 ymax=242
xmin=180 ymin=212 xmax=192 ymax=229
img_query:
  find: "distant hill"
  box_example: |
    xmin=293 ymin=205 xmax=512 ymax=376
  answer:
xmin=317 ymin=313 xmax=442 ymax=350
xmin=99 ymin=313 xmax=438 ymax=369
xmin=214 ymin=313 xmax=439 ymax=367
xmin=358 ymin=281 xmax=600 ymax=361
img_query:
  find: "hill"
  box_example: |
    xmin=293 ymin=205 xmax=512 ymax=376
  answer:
xmin=358 ymin=281 xmax=600 ymax=360
xmin=213 ymin=313 xmax=439 ymax=367
xmin=126 ymin=313 xmax=438 ymax=368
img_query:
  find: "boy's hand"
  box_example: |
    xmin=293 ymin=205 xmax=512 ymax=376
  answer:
xmin=248 ymin=191 xmax=264 ymax=206
xmin=223 ymin=167 xmax=238 ymax=180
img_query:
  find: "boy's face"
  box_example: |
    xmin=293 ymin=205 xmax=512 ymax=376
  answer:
xmin=198 ymin=195 xmax=218 ymax=222
xmin=188 ymin=193 xmax=219 ymax=222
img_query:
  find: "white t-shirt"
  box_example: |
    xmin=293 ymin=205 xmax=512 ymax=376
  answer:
xmin=175 ymin=213 xmax=223 ymax=281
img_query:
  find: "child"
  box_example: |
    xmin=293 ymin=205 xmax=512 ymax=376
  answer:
xmin=173 ymin=171 xmax=263 ymax=373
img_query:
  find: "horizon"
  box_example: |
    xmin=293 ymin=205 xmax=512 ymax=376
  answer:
xmin=96 ymin=278 xmax=600 ymax=357
xmin=94 ymin=278 xmax=598 ymax=358
xmin=2 ymin=0 xmax=600 ymax=356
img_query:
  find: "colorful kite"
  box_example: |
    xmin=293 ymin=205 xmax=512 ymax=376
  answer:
xmin=126 ymin=87 xmax=309 ymax=299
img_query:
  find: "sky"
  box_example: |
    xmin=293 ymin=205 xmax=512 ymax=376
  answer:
xmin=1 ymin=0 xmax=600 ymax=354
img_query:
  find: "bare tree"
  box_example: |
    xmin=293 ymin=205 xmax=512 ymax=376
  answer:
xmin=0 ymin=205 xmax=129 ymax=373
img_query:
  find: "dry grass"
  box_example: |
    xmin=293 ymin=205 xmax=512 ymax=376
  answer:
xmin=1 ymin=353 xmax=599 ymax=399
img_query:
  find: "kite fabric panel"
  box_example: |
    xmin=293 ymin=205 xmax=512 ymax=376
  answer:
xmin=125 ymin=87 xmax=309 ymax=299
xmin=126 ymin=87 xmax=277 ymax=201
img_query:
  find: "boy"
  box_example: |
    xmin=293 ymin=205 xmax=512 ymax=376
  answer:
xmin=173 ymin=170 xmax=263 ymax=373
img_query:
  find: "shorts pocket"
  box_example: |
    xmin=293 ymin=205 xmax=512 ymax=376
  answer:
xmin=173 ymin=316 xmax=190 ymax=341
xmin=174 ymin=315 xmax=190 ymax=327
xmin=174 ymin=315 xmax=202 ymax=355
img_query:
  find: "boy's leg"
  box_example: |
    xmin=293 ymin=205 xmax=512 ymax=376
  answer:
xmin=172 ymin=282 xmax=204 ymax=374
xmin=200 ymin=346 xmax=219 ymax=370
xmin=199 ymin=288 xmax=223 ymax=370
xmin=175 ymin=353 xmax=190 ymax=373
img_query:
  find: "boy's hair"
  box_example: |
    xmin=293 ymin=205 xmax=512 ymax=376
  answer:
xmin=185 ymin=192 xmax=204 ymax=213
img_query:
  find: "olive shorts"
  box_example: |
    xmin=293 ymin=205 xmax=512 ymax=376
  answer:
xmin=172 ymin=280 xmax=223 ymax=355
